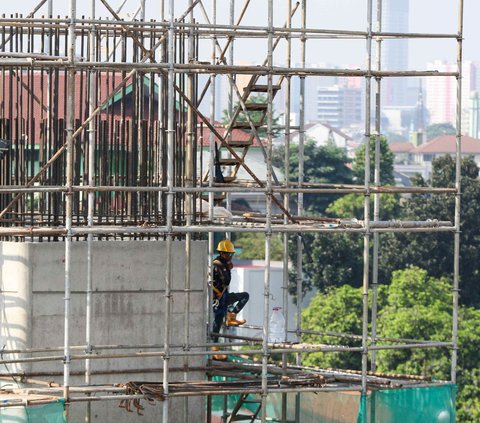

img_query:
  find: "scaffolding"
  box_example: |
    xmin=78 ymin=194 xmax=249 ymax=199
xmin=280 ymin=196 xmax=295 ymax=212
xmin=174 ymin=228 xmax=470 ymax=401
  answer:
xmin=0 ymin=0 xmax=464 ymax=422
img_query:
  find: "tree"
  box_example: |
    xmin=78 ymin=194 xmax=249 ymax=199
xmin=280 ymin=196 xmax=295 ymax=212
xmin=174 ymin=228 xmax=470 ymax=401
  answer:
xmin=376 ymin=267 xmax=480 ymax=422
xmin=353 ymin=136 xmax=395 ymax=185
xmin=283 ymin=136 xmax=397 ymax=297
xmin=379 ymin=155 xmax=480 ymax=307
xmin=288 ymin=232 xmax=363 ymax=295
xmin=326 ymin=192 xmax=401 ymax=221
xmin=301 ymin=266 xmax=480 ymax=421
xmin=301 ymin=284 xmax=366 ymax=370
xmin=221 ymin=94 xmax=283 ymax=138
xmin=376 ymin=267 xmax=453 ymax=378
xmin=271 ymin=140 xmax=356 ymax=295
xmin=272 ymin=139 xmax=353 ymax=215
xmin=425 ymin=123 xmax=456 ymax=141
xmin=233 ymin=232 xmax=283 ymax=261
xmin=327 ymin=134 xmax=399 ymax=220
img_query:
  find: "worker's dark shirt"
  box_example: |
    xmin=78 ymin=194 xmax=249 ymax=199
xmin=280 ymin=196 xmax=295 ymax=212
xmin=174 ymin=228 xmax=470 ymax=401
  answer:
xmin=212 ymin=255 xmax=231 ymax=298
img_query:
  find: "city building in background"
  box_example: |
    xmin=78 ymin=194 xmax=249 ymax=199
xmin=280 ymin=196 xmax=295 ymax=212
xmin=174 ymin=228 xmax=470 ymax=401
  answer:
xmin=381 ymin=0 xmax=410 ymax=107
xmin=425 ymin=60 xmax=477 ymax=130
xmin=316 ymin=85 xmax=363 ymax=128
xmin=469 ymin=91 xmax=480 ymax=138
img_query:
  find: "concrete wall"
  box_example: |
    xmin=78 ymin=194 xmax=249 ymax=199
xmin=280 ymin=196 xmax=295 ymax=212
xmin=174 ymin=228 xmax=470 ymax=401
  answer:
xmin=0 ymin=240 xmax=208 ymax=422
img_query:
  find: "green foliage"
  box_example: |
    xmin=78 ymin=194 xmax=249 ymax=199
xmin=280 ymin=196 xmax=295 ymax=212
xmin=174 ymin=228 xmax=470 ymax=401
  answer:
xmin=425 ymin=123 xmax=456 ymax=141
xmin=271 ymin=141 xmax=357 ymax=295
xmin=221 ymin=94 xmax=283 ymax=138
xmin=272 ymin=139 xmax=352 ymax=215
xmin=284 ymin=135 xmax=398 ymax=298
xmin=233 ymin=232 xmax=283 ymax=261
xmin=379 ymin=155 xmax=480 ymax=307
xmin=326 ymin=192 xmax=401 ymax=220
xmin=353 ymin=136 xmax=395 ymax=185
xmin=289 ymin=233 xmax=363 ymax=294
xmin=457 ymin=369 xmax=480 ymax=422
xmin=376 ymin=267 xmax=452 ymax=378
xmin=301 ymin=267 xmax=480 ymax=420
xmin=302 ymin=285 xmax=364 ymax=370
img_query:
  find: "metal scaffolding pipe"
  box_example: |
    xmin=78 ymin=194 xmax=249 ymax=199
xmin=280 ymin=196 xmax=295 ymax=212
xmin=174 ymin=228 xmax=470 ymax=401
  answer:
xmin=451 ymin=0 xmax=464 ymax=385
xmin=63 ymin=2 xmax=77 ymax=419
xmin=0 ymin=1 xmax=465 ymax=420
xmin=162 ymin=0 xmax=176 ymax=420
xmin=360 ymin=0 xmax=373 ymax=412
xmin=370 ymin=0 xmax=383 ymax=373
xmin=0 ymin=184 xmax=459 ymax=195
xmin=85 ymin=2 xmax=97 ymax=421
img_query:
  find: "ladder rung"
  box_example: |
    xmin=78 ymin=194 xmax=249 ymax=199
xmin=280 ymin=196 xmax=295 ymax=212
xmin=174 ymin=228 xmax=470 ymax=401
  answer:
xmin=242 ymin=399 xmax=261 ymax=404
xmin=229 ymin=414 xmax=255 ymax=421
xmin=201 ymin=193 xmax=226 ymax=201
xmin=231 ymin=122 xmax=262 ymax=129
xmin=218 ymin=158 xmax=241 ymax=166
xmin=248 ymin=84 xmax=281 ymax=92
xmin=245 ymin=103 xmax=268 ymax=111
xmin=222 ymin=176 xmax=236 ymax=183
xmin=227 ymin=139 xmax=253 ymax=147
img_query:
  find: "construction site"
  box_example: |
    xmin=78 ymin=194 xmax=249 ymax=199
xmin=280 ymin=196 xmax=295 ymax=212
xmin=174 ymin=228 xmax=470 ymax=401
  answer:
xmin=0 ymin=0 xmax=464 ymax=422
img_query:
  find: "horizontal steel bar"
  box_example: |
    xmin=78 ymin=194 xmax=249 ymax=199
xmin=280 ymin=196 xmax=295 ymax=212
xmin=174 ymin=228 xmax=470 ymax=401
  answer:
xmin=0 ymin=184 xmax=458 ymax=195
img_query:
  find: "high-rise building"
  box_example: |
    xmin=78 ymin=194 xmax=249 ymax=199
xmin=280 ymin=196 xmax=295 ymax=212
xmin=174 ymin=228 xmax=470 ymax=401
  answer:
xmin=316 ymin=85 xmax=362 ymax=128
xmin=469 ymin=92 xmax=479 ymax=138
xmin=282 ymin=63 xmax=340 ymax=125
xmin=382 ymin=0 xmax=409 ymax=106
xmin=425 ymin=60 xmax=477 ymax=129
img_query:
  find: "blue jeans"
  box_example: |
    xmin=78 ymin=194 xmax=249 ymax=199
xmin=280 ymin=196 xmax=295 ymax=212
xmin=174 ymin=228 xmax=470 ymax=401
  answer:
xmin=212 ymin=291 xmax=249 ymax=342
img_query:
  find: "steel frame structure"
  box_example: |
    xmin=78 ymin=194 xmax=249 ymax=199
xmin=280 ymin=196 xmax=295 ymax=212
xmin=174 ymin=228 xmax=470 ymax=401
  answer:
xmin=0 ymin=0 xmax=464 ymax=422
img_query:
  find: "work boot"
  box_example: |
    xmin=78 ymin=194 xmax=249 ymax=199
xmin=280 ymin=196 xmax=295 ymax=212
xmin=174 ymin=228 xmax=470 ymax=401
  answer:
xmin=226 ymin=312 xmax=246 ymax=326
xmin=211 ymin=346 xmax=227 ymax=361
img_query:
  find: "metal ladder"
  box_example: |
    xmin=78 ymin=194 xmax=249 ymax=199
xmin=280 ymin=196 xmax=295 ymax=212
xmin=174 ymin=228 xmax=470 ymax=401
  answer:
xmin=202 ymin=2 xmax=301 ymax=204
xmin=227 ymin=393 xmax=262 ymax=422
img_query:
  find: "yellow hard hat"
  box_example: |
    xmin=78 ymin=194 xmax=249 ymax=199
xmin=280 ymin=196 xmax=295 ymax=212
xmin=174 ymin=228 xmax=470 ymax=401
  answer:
xmin=217 ymin=239 xmax=235 ymax=253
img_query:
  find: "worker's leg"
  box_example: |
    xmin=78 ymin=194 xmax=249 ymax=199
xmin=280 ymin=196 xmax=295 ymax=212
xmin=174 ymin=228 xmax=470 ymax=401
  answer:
xmin=227 ymin=292 xmax=249 ymax=313
xmin=211 ymin=310 xmax=228 ymax=360
xmin=225 ymin=292 xmax=249 ymax=326
xmin=211 ymin=310 xmax=225 ymax=343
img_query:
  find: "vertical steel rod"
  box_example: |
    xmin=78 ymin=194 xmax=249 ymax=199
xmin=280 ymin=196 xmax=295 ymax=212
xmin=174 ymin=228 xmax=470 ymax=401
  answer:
xmin=163 ymin=0 xmax=176 ymax=421
xmin=183 ymin=1 xmax=195 ymax=420
xmin=295 ymin=2 xmax=307 ymax=422
xmin=361 ymin=1 xmax=374 ymax=421
xmin=260 ymin=3 xmax=274 ymax=421
xmin=64 ymin=0 xmax=77 ymax=420
xmin=451 ymin=0 xmax=464 ymax=385
xmin=282 ymin=1 xmax=292 ymax=421
xmin=370 ymin=0 xmax=383 ymax=374
xmin=85 ymin=3 xmax=97 ymax=422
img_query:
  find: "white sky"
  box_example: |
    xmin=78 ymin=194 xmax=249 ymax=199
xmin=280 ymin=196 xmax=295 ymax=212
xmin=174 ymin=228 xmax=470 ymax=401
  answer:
xmin=5 ymin=0 xmax=479 ymax=69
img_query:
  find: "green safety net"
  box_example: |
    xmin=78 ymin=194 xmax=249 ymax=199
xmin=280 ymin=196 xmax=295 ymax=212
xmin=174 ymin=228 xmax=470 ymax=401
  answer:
xmin=358 ymin=385 xmax=457 ymax=423
xmin=208 ymin=354 xmax=456 ymax=422
xmin=211 ymin=381 xmax=456 ymax=422
xmin=0 ymin=400 xmax=66 ymax=423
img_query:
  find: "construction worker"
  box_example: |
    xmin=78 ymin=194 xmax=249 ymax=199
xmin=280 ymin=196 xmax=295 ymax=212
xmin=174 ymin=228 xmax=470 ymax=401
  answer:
xmin=211 ymin=239 xmax=249 ymax=360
